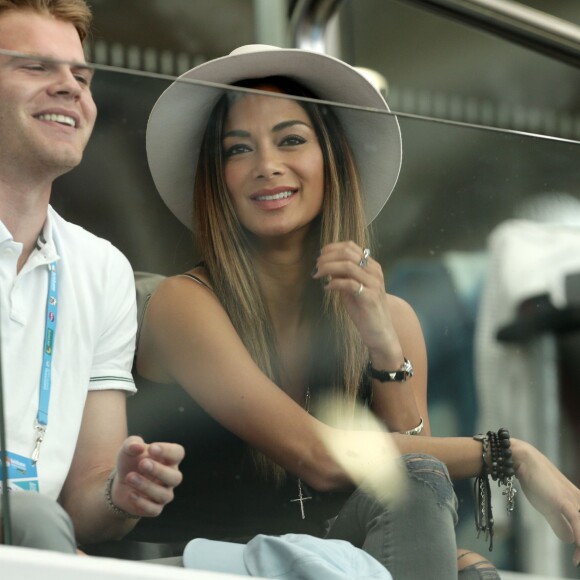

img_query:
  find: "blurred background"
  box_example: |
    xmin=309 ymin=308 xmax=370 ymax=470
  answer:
xmin=50 ymin=1 xmax=580 ymax=577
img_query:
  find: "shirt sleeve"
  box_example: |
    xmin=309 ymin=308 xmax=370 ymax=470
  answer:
xmin=88 ymin=246 xmax=137 ymax=395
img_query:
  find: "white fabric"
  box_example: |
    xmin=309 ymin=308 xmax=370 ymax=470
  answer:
xmin=0 ymin=206 xmax=137 ymax=500
xmin=184 ymin=534 xmax=392 ymax=579
xmin=475 ymin=219 xmax=580 ymax=437
xmin=474 ymin=219 xmax=580 ymax=537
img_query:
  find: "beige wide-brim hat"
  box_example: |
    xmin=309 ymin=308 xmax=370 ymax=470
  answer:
xmin=146 ymin=44 xmax=402 ymax=229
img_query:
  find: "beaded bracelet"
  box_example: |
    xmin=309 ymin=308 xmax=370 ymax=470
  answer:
xmin=472 ymin=428 xmax=517 ymax=551
xmin=105 ymin=469 xmax=141 ymax=520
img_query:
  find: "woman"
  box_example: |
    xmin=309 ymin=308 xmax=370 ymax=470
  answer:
xmin=136 ymin=45 xmax=580 ymax=577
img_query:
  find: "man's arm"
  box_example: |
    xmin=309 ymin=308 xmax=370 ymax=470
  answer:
xmin=58 ymin=389 xmax=184 ymax=545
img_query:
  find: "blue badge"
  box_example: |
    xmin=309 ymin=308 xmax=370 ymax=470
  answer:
xmin=0 ymin=451 xmax=40 ymax=493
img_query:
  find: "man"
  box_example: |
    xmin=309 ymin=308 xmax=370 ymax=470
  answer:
xmin=0 ymin=0 xmax=184 ymax=552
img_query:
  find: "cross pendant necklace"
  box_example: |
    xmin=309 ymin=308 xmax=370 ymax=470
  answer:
xmin=291 ymin=478 xmax=312 ymax=519
xmin=291 ymin=387 xmax=312 ymax=519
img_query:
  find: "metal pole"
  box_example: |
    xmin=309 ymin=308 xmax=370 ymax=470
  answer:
xmin=400 ymin=0 xmax=580 ymax=68
xmin=288 ymin=0 xmax=343 ymax=52
xmin=253 ymin=0 xmax=289 ymax=47
xmin=0 ymin=289 xmax=12 ymax=545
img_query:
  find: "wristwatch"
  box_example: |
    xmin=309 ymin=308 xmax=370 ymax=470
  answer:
xmin=367 ymin=358 xmax=414 ymax=382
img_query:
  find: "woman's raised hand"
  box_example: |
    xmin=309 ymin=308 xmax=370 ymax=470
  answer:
xmin=313 ymin=241 xmax=402 ymax=363
xmin=512 ymin=439 xmax=580 ymax=567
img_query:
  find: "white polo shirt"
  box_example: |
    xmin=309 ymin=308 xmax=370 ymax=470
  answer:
xmin=0 ymin=206 xmax=137 ymax=500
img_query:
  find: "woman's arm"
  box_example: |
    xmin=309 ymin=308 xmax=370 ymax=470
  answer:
xmin=512 ymin=439 xmax=580 ymax=566
xmin=371 ymin=293 xmax=430 ymax=434
xmin=137 ymin=275 xmax=354 ymax=492
xmin=390 ymin=434 xmax=580 ymax=566
xmin=137 ymin=276 xmax=492 ymax=484
xmin=139 ymin=276 xmax=580 ymax=564
xmin=314 ymin=242 xmax=427 ymax=433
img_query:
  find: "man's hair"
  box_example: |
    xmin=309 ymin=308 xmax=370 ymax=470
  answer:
xmin=0 ymin=0 xmax=92 ymax=42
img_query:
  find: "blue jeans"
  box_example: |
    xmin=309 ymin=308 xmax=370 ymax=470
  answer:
xmin=324 ymin=454 xmax=500 ymax=579
xmin=151 ymin=454 xmax=501 ymax=578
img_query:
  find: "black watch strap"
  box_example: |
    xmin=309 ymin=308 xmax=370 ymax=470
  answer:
xmin=367 ymin=358 xmax=414 ymax=382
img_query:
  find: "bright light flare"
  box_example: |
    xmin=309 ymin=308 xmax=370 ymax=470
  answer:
xmin=313 ymin=396 xmax=406 ymax=505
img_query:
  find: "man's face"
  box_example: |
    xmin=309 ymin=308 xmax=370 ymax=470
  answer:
xmin=0 ymin=10 xmax=97 ymax=177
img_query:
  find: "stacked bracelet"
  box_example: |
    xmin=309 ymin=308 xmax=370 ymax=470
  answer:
xmin=488 ymin=428 xmax=516 ymax=485
xmin=105 ymin=469 xmax=141 ymax=520
xmin=473 ymin=434 xmax=494 ymax=550
xmin=472 ymin=428 xmax=517 ymax=551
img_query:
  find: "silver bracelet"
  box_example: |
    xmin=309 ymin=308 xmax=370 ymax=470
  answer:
xmin=402 ymin=417 xmax=424 ymax=436
xmin=105 ymin=469 xmax=141 ymax=520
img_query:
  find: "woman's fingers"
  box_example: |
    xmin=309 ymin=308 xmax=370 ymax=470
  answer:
xmin=314 ymin=242 xmax=383 ymax=291
xmin=313 ymin=242 xmax=402 ymax=354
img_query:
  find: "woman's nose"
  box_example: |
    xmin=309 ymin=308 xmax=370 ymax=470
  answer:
xmin=254 ymin=147 xmax=284 ymax=179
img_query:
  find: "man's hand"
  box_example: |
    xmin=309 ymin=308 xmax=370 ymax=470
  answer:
xmin=110 ymin=435 xmax=185 ymax=517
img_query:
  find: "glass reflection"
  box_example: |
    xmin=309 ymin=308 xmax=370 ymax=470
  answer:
xmin=2 ymin=48 xmax=579 ymax=578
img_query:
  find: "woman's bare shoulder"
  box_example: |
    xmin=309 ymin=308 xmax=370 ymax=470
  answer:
xmin=150 ymin=267 xmax=215 ymax=307
xmin=385 ymin=292 xmax=418 ymax=320
xmin=384 ymin=291 xmax=425 ymax=351
xmin=137 ymin=270 xmax=231 ymax=382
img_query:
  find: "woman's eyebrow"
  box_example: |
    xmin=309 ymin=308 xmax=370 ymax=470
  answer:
xmin=223 ymin=129 xmax=250 ymax=138
xmin=224 ymin=120 xmax=311 ymax=139
xmin=272 ymin=119 xmax=311 ymax=132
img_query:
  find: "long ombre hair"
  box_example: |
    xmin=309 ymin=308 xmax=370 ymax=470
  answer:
xmin=193 ymin=78 xmax=369 ymax=481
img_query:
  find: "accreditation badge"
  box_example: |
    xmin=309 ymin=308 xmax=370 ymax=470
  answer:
xmin=0 ymin=451 xmax=39 ymax=493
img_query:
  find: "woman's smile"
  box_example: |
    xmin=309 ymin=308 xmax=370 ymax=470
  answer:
xmin=251 ymin=187 xmax=297 ymax=209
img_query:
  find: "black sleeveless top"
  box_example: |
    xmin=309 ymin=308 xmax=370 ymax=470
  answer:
xmin=127 ymin=272 xmax=367 ymax=548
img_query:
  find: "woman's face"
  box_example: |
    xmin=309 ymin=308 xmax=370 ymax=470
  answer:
xmin=222 ymin=87 xmax=324 ymax=240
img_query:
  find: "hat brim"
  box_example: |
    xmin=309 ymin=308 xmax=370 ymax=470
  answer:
xmin=146 ymin=45 xmax=402 ymax=229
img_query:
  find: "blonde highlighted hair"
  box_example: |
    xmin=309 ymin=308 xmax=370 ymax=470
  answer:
xmin=193 ymin=79 xmax=369 ymax=481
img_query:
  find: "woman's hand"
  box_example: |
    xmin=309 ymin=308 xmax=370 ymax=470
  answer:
xmin=313 ymin=241 xmax=402 ymax=366
xmin=513 ymin=438 xmax=580 ymax=566
xmin=313 ymin=241 xmax=429 ymax=434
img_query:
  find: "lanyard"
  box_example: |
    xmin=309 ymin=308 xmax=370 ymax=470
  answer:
xmin=31 ymin=261 xmax=58 ymax=464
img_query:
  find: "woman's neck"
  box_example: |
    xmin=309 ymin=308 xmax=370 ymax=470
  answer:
xmin=255 ymin=246 xmax=317 ymax=403
xmin=240 ymin=229 xmax=321 ymax=402
xmin=249 ymin=232 xmax=316 ymax=330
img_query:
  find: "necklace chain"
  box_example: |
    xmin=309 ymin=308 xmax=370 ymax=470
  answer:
xmin=291 ymin=386 xmax=312 ymax=519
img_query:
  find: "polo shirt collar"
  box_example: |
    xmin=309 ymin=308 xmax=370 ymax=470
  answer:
xmin=35 ymin=209 xmax=59 ymax=264
xmin=2 ymin=211 xmax=61 ymax=278
xmin=0 ymin=211 xmax=58 ymax=261
xmin=0 ymin=219 xmax=13 ymax=245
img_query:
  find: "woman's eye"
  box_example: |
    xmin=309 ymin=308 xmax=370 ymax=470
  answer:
xmin=280 ymin=135 xmax=306 ymax=146
xmin=224 ymin=143 xmax=251 ymax=157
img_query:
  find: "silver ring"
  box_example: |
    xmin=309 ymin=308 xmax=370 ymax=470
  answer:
xmin=359 ymin=248 xmax=370 ymax=268
xmin=355 ymin=282 xmax=364 ymax=296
